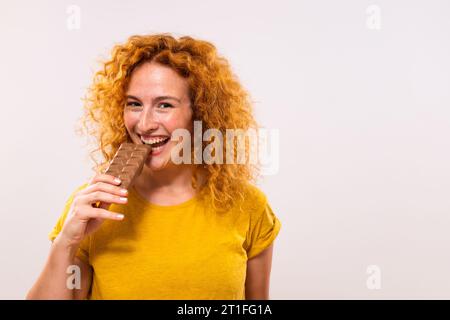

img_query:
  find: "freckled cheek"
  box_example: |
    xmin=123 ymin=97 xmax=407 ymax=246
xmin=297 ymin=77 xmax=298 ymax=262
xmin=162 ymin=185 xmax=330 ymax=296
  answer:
xmin=123 ymin=111 xmax=139 ymax=129
xmin=162 ymin=112 xmax=192 ymax=132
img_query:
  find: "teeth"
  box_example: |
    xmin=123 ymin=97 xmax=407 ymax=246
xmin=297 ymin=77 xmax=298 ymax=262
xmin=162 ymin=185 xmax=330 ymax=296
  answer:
xmin=141 ymin=137 xmax=168 ymax=145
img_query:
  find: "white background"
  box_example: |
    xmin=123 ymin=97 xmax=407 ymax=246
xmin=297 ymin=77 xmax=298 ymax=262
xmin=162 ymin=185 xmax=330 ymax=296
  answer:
xmin=0 ymin=0 xmax=449 ymax=299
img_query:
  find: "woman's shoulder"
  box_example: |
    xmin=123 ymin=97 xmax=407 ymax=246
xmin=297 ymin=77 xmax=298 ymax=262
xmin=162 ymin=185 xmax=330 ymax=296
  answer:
xmin=235 ymin=182 xmax=269 ymax=212
xmin=242 ymin=182 xmax=267 ymax=200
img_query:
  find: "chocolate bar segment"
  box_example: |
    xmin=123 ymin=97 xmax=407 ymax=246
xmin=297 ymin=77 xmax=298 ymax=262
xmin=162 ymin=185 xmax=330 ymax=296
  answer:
xmin=104 ymin=143 xmax=152 ymax=190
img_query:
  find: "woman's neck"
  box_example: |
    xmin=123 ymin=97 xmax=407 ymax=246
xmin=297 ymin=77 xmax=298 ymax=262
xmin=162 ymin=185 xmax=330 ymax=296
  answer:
xmin=133 ymin=164 xmax=207 ymax=206
xmin=135 ymin=164 xmax=201 ymax=195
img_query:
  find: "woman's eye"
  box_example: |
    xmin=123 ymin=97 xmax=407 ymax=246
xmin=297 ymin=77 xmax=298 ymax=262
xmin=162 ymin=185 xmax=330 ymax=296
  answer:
xmin=125 ymin=101 xmax=173 ymax=109
xmin=126 ymin=101 xmax=141 ymax=107
xmin=159 ymin=103 xmax=173 ymax=109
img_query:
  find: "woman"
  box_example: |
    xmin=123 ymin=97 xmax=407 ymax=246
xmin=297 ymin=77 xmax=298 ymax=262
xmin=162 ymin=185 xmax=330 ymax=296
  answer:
xmin=27 ymin=33 xmax=281 ymax=300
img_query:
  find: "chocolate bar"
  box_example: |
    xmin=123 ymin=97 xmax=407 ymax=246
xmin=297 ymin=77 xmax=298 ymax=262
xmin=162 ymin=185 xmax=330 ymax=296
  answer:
xmin=93 ymin=142 xmax=152 ymax=208
xmin=105 ymin=143 xmax=152 ymax=189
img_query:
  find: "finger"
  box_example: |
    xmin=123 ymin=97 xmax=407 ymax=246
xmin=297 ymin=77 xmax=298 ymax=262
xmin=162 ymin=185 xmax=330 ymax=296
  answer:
xmin=80 ymin=207 xmax=125 ymax=221
xmin=83 ymin=181 xmax=128 ymax=210
xmin=88 ymin=173 xmax=122 ymax=186
xmin=79 ymin=191 xmax=128 ymax=207
xmin=83 ymin=181 xmax=128 ymax=197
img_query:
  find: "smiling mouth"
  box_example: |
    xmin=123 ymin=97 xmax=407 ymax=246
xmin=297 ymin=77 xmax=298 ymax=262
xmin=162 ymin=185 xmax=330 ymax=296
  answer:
xmin=140 ymin=137 xmax=171 ymax=148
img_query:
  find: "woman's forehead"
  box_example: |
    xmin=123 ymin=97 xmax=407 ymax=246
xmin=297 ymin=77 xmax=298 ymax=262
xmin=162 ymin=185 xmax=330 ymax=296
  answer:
xmin=127 ymin=62 xmax=189 ymax=94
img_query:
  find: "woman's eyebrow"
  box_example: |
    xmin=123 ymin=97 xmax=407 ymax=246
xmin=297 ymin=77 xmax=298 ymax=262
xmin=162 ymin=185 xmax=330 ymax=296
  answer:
xmin=126 ymin=94 xmax=181 ymax=103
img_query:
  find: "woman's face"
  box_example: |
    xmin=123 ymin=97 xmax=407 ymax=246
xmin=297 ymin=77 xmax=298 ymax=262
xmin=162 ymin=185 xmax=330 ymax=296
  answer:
xmin=123 ymin=61 xmax=193 ymax=171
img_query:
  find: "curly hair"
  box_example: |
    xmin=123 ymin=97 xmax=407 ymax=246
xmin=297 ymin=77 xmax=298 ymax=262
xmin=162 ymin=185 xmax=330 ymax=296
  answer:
xmin=76 ymin=33 xmax=260 ymax=213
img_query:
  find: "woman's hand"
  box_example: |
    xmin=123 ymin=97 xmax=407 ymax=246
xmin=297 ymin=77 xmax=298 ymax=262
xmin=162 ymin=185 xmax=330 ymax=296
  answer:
xmin=57 ymin=174 xmax=129 ymax=247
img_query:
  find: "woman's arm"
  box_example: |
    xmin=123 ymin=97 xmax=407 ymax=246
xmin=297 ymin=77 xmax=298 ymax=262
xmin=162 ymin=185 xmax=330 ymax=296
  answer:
xmin=27 ymin=173 xmax=128 ymax=299
xmin=26 ymin=234 xmax=92 ymax=300
xmin=245 ymin=243 xmax=274 ymax=300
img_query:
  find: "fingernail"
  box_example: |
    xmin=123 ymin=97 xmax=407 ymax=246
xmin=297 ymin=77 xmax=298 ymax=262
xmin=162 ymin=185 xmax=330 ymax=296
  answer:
xmin=120 ymin=189 xmax=128 ymax=195
xmin=116 ymin=214 xmax=124 ymax=219
xmin=120 ymin=197 xmax=128 ymax=202
xmin=114 ymin=178 xmax=121 ymax=184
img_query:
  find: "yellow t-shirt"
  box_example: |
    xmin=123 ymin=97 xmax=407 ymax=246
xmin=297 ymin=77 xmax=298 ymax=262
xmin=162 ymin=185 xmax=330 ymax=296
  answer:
xmin=48 ymin=182 xmax=281 ymax=300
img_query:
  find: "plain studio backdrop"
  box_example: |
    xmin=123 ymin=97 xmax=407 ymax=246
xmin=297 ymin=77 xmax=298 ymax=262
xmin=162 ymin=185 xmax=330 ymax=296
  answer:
xmin=0 ymin=0 xmax=449 ymax=299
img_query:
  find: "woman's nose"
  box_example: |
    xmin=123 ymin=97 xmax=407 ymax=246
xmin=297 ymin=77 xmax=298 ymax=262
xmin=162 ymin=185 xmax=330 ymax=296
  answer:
xmin=138 ymin=107 xmax=159 ymax=131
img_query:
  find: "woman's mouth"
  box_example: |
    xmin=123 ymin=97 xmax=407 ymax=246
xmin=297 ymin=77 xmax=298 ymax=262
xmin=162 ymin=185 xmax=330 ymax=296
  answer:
xmin=140 ymin=136 xmax=171 ymax=155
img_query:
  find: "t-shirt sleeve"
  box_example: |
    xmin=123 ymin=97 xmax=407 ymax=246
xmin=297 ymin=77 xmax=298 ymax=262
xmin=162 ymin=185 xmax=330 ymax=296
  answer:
xmin=244 ymin=192 xmax=282 ymax=260
xmin=48 ymin=183 xmax=90 ymax=265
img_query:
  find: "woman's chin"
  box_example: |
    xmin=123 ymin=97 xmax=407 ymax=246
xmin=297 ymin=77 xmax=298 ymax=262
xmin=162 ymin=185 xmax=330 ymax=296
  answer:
xmin=145 ymin=154 xmax=171 ymax=171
